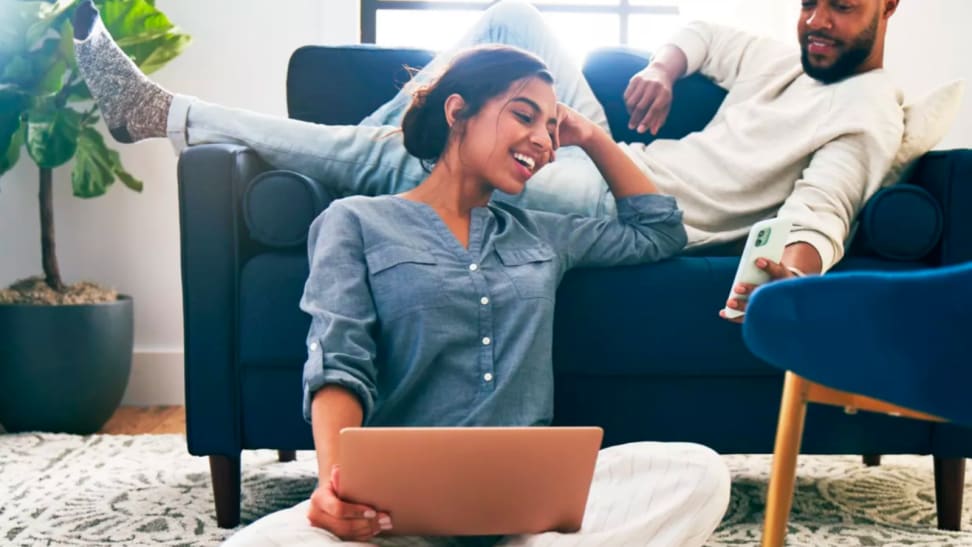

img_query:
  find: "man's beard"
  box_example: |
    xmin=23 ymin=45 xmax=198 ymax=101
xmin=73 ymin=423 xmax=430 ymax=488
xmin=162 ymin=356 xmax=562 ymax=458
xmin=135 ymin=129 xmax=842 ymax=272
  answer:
xmin=801 ymin=14 xmax=878 ymax=84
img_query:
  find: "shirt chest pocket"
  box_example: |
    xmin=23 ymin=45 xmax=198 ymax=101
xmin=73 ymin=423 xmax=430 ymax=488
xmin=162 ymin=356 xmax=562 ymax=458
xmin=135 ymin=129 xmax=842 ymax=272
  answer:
xmin=366 ymin=245 xmax=448 ymax=320
xmin=495 ymin=245 xmax=557 ymax=300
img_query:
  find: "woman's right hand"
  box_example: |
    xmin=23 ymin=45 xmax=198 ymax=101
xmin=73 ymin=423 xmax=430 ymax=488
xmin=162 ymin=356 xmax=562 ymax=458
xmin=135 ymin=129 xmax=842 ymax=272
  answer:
xmin=307 ymin=465 xmax=393 ymax=541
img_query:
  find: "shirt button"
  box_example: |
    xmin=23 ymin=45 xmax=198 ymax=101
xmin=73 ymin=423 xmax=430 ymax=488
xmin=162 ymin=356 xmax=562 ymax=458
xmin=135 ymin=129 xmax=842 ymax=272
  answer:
xmin=483 ymin=373 xmax=494 ymax=382
xmin=309 ymin=342 xmax=319 ymax=351
xmin=480 ymin=296 xmax=489 ymax=305
xmin=469 ymin=263 xmax=479 ymax=272
xmin=482 ymin=337 xmax=491 ymax=346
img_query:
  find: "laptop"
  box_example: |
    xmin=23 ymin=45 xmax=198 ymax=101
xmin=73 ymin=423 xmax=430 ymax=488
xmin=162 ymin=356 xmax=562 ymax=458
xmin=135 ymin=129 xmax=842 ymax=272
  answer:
xmin=337 ymin=426 xmax=603 ymax=537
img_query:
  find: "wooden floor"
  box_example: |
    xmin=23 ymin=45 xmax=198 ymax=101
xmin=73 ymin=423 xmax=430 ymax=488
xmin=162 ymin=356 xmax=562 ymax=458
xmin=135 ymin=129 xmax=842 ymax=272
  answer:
xmin=99 ymin=406 xmax=186 ymax=434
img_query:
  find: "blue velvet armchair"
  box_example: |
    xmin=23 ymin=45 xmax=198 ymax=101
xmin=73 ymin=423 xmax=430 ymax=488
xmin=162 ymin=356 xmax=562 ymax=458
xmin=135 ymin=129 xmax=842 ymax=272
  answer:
xmin=744 ymin=260 xmax=972 ymax=543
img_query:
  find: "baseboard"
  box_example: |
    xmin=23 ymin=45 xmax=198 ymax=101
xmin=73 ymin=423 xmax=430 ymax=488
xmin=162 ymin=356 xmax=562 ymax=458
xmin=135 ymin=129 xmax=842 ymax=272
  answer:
xmin=121 ymin=350 xmax=185 ymax=406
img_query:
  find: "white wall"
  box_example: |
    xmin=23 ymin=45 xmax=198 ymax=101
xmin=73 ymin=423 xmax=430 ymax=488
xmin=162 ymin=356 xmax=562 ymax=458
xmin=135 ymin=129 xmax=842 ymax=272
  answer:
xmin=0 ymin=1 xmax=968 ymax=405
xmin=885 ymin=0 xmax=971 ymax=150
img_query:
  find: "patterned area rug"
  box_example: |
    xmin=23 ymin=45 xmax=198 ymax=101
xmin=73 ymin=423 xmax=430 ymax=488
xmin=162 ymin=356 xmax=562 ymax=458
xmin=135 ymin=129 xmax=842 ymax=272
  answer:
xmin=1 ymin=434 xmax=971 ymax=546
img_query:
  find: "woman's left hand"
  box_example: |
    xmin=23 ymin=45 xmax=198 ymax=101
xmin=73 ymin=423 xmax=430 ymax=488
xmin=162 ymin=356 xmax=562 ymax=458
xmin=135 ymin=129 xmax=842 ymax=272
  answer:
xmin=554 ymin=103 xmax=599 ymax=151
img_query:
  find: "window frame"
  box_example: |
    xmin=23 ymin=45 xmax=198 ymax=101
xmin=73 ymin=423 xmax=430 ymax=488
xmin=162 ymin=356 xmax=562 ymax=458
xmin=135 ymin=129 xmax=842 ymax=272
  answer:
xmin=359 ymin=1 xmax=680 ymax=45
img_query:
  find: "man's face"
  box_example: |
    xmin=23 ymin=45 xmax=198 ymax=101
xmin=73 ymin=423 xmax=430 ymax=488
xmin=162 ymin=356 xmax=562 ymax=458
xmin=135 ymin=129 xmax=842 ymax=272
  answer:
xmin=798 ymin=0 xmax=883 ymax=83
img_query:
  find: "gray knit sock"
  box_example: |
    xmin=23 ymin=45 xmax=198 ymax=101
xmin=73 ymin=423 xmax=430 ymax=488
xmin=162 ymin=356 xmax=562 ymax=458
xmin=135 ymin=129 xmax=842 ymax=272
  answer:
xmin=73 ymin=0 xmax=172 ymax=143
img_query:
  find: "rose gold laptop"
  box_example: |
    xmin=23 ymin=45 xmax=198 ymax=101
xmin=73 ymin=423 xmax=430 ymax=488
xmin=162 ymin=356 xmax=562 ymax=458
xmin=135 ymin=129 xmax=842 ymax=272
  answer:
xmin=337 ymin=426 xmax=603 ymax=537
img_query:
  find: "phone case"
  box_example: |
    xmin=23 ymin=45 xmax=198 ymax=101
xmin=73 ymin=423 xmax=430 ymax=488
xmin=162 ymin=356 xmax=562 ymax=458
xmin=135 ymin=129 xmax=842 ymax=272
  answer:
xmin=722 ymin=218 xmax=793 ymax=319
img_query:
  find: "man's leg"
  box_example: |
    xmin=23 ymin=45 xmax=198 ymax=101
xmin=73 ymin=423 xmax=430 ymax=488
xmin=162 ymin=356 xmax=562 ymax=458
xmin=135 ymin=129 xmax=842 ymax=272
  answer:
xmin=169 ymin=96 xmax=427 ymax=196
xmin=73 ymin=0 xmax=427 ymax=196
xmin=362 ymin=0 xmax=608 ymax=131
xmin=175 ymin=0 xmax=609 ymax=201
xmin=499 ymin=443 xmax=731 ymax=547
xmin=75 ymin=0 xmax=610 ymax=210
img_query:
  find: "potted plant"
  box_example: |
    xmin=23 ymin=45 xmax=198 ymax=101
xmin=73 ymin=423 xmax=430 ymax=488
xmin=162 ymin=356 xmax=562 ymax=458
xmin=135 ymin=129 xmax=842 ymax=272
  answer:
xmin=0 ymin=0 xmax=189 ymax=434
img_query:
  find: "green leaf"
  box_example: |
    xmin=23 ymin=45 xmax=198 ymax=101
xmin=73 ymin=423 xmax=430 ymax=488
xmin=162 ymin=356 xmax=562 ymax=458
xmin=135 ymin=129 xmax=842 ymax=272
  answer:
xmin=26 ymin=104 xmax=81 ymax=168
xmin=99 ymin=0 xmax=174 ymax=38
xmin=73 ymin=125 xmax=115 ymax=197
xmin=25 ymin=0 xmax=73 ymax=47
xmin=96 ymin=0 xmax=191 ymax=74
xmin=113 ymin=161 xmax=143 ymax=192
xmin=32 ymin=37 xmax=68 ymax=94
xmin=60 ymin=19 xmax=76 ymax=71
xmin=72 ymin=124 xmax=143 ymax=197
xmin=1 ymin=86 xmax=29 ymax=125
xmin=0 ymin=87 xmax=29 ymax=173
xmin=0 ymin=122 xmax=25 ymax=178
xmin=1 ymin=29 xmax=69 ymax=95
xmin=0 ymin=2 xmax=44 ymax=56
xmin=128 ymin=32 xmax=191 ymax=75
xmin=1 ymin=55 xmax=34 ymax=85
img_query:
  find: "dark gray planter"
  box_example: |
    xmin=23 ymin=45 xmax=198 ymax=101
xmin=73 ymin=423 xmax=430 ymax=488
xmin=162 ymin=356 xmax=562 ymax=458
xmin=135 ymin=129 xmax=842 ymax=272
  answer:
xmin=0 ymin=296 xmax=133 ymax=434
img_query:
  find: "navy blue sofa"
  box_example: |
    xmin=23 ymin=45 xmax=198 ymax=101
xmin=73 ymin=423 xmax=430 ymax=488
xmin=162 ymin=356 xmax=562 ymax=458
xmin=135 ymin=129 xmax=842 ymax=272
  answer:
xmin=177 ymin=46 xmax=972 ymax=528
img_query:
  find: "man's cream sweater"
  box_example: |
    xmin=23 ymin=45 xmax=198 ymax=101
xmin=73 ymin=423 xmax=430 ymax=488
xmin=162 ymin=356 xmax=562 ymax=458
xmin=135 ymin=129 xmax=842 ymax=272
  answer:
xmin=624 ymin=21 xmax=905 ymax=271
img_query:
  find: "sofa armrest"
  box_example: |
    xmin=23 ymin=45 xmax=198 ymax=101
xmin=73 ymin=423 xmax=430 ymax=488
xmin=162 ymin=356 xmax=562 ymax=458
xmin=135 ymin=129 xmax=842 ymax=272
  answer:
xmin=908 ymin=149 xmax=972 ymax=266
xmin=177 ymin=144 xmax=271 ymax=456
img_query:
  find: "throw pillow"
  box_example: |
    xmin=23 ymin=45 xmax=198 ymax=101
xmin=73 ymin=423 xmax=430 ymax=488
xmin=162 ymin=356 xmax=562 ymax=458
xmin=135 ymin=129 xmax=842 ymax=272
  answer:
xmin=881 ymin=80 xmax=965 ymax=187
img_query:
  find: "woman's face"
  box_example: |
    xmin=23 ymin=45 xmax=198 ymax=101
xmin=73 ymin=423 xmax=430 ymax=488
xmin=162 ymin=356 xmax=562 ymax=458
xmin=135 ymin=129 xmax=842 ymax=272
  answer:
xmin=452 ymin=76 xmax=558 ymax=196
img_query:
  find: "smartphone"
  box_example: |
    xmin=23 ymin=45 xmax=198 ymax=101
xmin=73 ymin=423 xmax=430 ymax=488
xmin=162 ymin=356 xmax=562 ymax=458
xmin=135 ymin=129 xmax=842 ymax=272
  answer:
xmin=722 ymin=218 xmax=793 ymax=319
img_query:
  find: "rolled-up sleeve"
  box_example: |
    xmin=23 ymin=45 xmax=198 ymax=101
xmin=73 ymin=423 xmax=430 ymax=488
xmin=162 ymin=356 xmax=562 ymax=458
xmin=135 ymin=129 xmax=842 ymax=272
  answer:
xmin=299 ymin=202 xmax=379 ymax=423
xmin=529 ymin=194 xmax=687 ymax=271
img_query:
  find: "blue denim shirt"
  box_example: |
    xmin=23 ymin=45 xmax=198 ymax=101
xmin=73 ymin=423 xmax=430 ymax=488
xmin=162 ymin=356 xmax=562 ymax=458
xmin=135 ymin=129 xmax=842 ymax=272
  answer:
xmin=300 ymin=194 xmax=686 ymax=426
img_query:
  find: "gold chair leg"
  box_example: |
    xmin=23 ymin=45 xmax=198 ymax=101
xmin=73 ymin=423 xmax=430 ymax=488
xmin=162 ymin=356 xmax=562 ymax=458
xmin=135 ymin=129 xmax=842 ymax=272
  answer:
xmin=762 ymin=372 xmax=810 ymax=547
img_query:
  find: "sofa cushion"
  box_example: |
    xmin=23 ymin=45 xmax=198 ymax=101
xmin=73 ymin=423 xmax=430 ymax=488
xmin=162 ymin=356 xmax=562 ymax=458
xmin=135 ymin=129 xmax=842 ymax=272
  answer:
xmin=851 ymin=184 xmax=943 ymax=261
xmin=288 ymin=45 xmax=435 ymax=125
xmin=243 ymin=170 xmax=335 ymax=248
xmin=554 ymin=255 xmax=927 ymax=377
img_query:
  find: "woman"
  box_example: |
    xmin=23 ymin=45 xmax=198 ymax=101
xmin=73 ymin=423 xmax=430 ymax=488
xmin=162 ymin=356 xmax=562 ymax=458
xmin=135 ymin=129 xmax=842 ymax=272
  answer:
xmin=221 ymin=45 xmax=729 ymax=547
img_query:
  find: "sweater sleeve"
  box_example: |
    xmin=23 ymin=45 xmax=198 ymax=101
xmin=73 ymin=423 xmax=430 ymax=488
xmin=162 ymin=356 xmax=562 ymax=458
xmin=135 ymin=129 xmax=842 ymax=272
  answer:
xmin=665 ymin=20 xmax=795 ymax=90
xmin=779 ymin=126 xmax=902 ymax=271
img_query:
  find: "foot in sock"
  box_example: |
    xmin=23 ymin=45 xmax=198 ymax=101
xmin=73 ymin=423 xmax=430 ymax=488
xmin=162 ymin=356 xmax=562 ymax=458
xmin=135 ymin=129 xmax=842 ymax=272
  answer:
xmin=73 ymin=0 xmax=172 ymax=143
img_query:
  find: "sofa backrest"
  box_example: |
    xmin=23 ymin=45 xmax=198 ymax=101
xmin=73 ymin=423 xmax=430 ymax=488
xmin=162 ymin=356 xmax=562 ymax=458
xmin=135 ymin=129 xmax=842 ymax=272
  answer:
xmin=286 ymin=45 xmax=727 ymax=144
xmin=280 ymin=44 xmax=952 ymax=266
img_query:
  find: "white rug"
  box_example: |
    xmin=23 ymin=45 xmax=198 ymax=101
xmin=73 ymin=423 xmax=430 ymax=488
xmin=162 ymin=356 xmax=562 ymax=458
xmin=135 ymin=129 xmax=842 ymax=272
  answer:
xmin=1 ymin=433 xmax=971 ymax=546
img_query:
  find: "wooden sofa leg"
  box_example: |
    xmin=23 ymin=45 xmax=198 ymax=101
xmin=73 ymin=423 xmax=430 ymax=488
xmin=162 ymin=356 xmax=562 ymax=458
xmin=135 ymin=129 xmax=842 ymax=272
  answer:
xmin=762 ymin=373 xmax=809 ymax=547
xmin=210 ymin=454 xmax=242 ymax=528
xmin=863 ymin=454 xmax=881 ymax=467
xmin=278 ymin=450 xmax=296 ymax=462
xmin=934 ymin=457 xmax=966 ymax=531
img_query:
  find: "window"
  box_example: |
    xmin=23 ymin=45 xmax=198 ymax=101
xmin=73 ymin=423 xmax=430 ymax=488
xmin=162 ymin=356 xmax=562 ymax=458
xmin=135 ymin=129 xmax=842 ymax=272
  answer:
xmin=360 ymin=1 xmax=683 ymax=63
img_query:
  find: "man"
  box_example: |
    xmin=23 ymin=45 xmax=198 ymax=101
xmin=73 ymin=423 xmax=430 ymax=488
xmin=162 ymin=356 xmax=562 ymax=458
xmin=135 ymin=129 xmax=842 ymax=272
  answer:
xmin=623 ymin=0 xmax=903 ymax=321
xmin=72 ymin=0 xmax=903 ymax=324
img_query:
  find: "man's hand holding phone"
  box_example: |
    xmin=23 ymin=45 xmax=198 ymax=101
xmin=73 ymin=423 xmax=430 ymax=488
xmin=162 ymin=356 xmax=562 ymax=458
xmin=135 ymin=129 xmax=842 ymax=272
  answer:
xmin=719 ymin=257 xmax=800 ymax=324
xmin=719 ymin=218 xmax=794 ymax=324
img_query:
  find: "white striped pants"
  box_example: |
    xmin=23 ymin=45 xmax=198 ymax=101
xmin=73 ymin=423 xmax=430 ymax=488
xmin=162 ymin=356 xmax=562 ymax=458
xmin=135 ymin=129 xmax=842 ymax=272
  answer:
xmin=222 ymin=442 xmax=731 ymax=547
